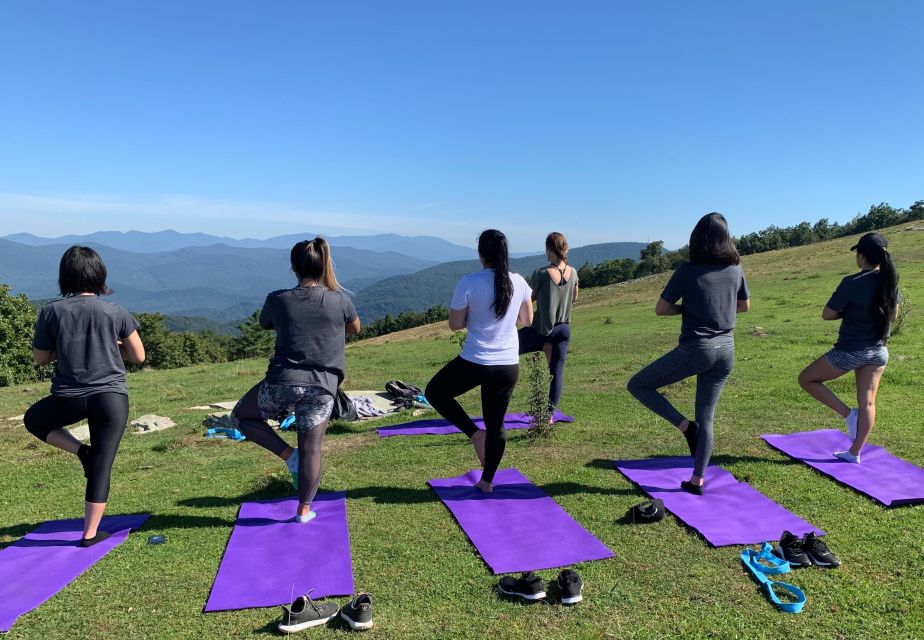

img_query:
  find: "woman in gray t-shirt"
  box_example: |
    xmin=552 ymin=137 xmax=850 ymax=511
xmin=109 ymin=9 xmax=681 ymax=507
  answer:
xmin=797 ymin=232 xmax=900 ymax=464
xmin=627 ymin=213 xmax=750 ymax=495
xmin=518 ymin=232 xmax=579 ymax=416
xmin=230 ymin=238 xmax=361 ymax=523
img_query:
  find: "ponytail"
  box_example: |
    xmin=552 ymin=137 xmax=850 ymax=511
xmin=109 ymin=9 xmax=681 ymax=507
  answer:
xmin=290 ymin=237 xmax=342 ymax=292
xmin=872 ymin=249 xmax=899 ymax=342
xmin=478 ymin=229 xmax=513 ymax=318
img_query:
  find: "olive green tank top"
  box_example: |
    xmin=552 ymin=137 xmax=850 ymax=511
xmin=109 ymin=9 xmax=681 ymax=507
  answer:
xmin=529 ymin=265 xmax=578 ymax=336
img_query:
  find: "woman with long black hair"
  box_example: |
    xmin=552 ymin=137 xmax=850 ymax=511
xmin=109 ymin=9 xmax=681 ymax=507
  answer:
xmin=425 ymin=229 xmax=533 ymax=493
xmin=798 ymin=232 xmax=900 ymax=463
xmin=25 ymin=246 xmax=146 ymax=546
xmin=627 ymin=213 xmax=750 ymax=494
xmin=230 ymin=238 xmax=361 ymax=522
xmin=518 ymin=232 xmax=578 ymax=417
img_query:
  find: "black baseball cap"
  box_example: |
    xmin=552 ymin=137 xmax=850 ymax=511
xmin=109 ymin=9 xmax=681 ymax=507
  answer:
xmin=850 ymin=232 xmax=888 ymax=253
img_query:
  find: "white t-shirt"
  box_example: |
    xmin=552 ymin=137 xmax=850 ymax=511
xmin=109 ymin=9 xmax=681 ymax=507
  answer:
xmin=451 ymin=269 xmax=532 ymax=365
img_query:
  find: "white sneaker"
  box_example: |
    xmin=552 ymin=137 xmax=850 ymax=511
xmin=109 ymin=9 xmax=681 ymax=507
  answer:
xmin=295 ymin=511 xmax=317 ymax=524
xmin=285 ymin=451 xmax=300 ymax=489
xmin=843 ymin=409 xmax=858 ymax=440
xmin=834 ymin=451 xmax=860 ymax=464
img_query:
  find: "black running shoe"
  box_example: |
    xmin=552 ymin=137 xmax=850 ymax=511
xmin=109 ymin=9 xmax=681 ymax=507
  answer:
xmin=802 ymin=532 xmax=841 ymax=568
xmin=679 ymin=480 xmax=704 ymax=496
xmin=340 ymin=593 xmax=374 ymax=631
xmin=278 ymin=595 xmax=339 ymax=633
xmin=774 ymin=530 xmax=812 ymax=568
xmin=683 ymin=421 xmax=700 ymax=457
xmin=557 ymin=569 xmax=583 ymax=605
xmin=498 ymin=571 xmax=546 ymax=601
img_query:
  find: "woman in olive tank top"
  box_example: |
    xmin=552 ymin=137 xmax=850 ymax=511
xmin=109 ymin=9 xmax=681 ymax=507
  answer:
xmin=518 ymin=232 xmax=578 ymax=418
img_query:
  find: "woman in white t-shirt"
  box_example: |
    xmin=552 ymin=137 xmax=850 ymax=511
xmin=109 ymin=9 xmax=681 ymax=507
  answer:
xmin=425 ymin=229 xmax=533 ymax=493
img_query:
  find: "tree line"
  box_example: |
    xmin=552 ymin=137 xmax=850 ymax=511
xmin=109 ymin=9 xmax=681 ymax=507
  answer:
xmin=1 ymin=200 xmax=919 ymax=386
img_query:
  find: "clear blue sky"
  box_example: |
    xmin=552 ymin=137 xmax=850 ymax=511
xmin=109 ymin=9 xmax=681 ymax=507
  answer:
xmin=1 ymin=1 xmax=921 ymax=250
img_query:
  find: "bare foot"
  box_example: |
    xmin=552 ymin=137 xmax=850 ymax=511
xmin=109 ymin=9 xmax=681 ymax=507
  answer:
xmin=474 ymin=479 xmax=493 ymax=493
xmin=470 ymin=430 xmax=487 ymax=466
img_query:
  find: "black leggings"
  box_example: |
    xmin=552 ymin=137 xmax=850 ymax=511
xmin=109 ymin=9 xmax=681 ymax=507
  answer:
xmin=24 ymin=392 xmax=129 ymax=503
xmin=425 ymin=356 xmax=519 ymax=483
xmin=518 ymin=323 xmax=571 ymax=409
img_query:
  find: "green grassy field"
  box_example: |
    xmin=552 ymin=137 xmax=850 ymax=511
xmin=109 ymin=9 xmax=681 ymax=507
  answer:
xmin=2 ymin=226 xmax=923 ymax=639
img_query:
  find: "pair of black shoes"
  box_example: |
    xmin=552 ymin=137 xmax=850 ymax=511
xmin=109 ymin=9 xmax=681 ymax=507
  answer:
xmin=498 ymin=569 xmax=583 ymax=605
xmin=278 ymin=593 xmax=374 ymax=633
xmin=775 ymin=531 xmax=841 ymax=568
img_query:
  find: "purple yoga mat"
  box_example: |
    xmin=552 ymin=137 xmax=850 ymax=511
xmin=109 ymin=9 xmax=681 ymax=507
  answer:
xmin=0 ymin=513 xmax=150 ymax=633
xmin=377 ymin=410 xmax=574 ymax=437
xmin=428 ymin=468 xmax=615 ymax=574
xmin=204 ymin=493 xmax=353 ymax=612
xmin=762 ymin=429 xmax=924 ymax=507
xmin=613 ymin=457 xmax=822 ymax=547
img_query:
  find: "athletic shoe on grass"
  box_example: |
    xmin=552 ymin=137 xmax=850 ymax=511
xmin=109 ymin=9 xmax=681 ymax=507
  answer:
xmin=557 ymin=569 xmax=583 ymax=605
xmin=340 ymin=593 xmax=374 ymax=631
xmin=498 ymin=572 xmax=546 ymax=601
xmin=803 ymin=532 xmax=841 ymax=568
xmin=277 ymin=595 xmax=339 ymax=633
xmin=774 ymin=531 xmax=812 ymax=568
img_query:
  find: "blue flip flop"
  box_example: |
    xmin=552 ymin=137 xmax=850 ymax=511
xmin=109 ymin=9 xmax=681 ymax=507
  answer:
xmin=740 ymin=543 xmax=806 ymax=614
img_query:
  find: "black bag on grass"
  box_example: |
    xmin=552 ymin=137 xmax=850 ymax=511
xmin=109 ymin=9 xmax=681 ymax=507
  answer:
xmin=331 ymin=388 xmax=358 ymax=422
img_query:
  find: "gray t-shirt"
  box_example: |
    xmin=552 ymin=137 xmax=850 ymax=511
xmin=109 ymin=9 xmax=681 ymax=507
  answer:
xmin=260 ymin=286 xmax=358 ymax=394
xmin=827 ymin=270 xmax=894 ymax=350
xmin=32 ymin=296 xmax=139 ymax=397
xmin=528 ymin=266 xmax=578 ymax=337
xmin=661 ymin=262 xmax=749 ymax=344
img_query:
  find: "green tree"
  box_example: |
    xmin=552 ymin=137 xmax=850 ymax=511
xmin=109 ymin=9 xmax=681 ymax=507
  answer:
xmin=634 ymin=241 xmax=671 ymax=277
xmin=230 ymin=310 xmax=276 ymax=360
xmin=0 ymin=283 xmax=49 ymax=386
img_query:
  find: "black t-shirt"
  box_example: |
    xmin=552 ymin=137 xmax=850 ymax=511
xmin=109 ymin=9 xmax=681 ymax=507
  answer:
xmin=260 ymin=286 xmax=358 ymax=394
xmin=827 ymin=270 xmax=896 ymax=350
xmin=661 ymin=262 xmax=750 ymax=344
xmin=33 ymin=296 xmax=139 ymax=397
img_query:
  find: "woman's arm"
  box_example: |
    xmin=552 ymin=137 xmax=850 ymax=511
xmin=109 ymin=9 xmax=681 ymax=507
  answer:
xmin=655 ymin=297 xmax=682 ymax=316
xmin=448 ymin=308 xmax=468 ymax=330
xmin=736 ymin=299 xmax=750 ymax=313
xmin=119 ymin=330 xmax=146 ymax=364
xmin=32 ymin=349 xmax=56 ymax=365
xmin=573 ymin=283 xmax=579 ymax=303
xmin=345 ymin=317 xmax=362 ymax=335
xmin=822 ymin=306 xmax=842 ymax=320
xmin=517 ymin=299 xmax=534 ymax=327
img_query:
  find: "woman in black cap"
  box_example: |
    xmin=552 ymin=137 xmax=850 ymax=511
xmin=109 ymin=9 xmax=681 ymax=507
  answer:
xmin=798 ymin=232 xmax=900 ymax=463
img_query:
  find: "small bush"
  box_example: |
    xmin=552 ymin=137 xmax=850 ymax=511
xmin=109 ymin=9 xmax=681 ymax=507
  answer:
xmin=524 ymin=352 xmax=553 ymax=440
xmin=892 ymin=295 xmax=913 ymax=337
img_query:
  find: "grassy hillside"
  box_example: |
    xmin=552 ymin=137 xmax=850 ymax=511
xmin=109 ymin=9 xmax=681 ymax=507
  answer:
xmin=1 ymin=226 xmax=922 ymax=639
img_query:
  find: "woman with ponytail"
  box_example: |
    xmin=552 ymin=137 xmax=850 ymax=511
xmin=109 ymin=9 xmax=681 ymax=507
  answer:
xmin=230 ymin=238 xmax=360 ymax=522
xmin=798 ymin=232 xmax=900 ymax=463
xmin=425 ymin=229 xmax=533 ymax=493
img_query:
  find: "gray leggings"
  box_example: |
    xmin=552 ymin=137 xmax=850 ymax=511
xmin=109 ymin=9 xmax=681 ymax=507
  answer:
xmin=627 ymin=340 xmax=734 ymax=477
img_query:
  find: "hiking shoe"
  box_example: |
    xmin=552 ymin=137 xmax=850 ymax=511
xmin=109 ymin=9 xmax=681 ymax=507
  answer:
xmin=803 ymin=532 xmax=841 ymax=568
xmin=498 ymin=571 xmax=546 ymax=601
xmin=844 ymin=408 xmax=858 ymax=440
xmin=278 ymin=595 xmax=339 ymax=633
xmin=557 ymin=569 xmax=583 ymax=605
xmin=340 ymin=593 xmax=374 ymax=631
xmin=683 ymin=421 xmax=700 ymax=457
xmin=774 ymin=531 xmax=812 ymax=568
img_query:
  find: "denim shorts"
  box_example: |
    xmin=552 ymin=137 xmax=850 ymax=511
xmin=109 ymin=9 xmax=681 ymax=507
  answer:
xmin=825 ymin=346 xmax=889 ymax=372
xmin=255 ymin=382 xmax=334 ymax=433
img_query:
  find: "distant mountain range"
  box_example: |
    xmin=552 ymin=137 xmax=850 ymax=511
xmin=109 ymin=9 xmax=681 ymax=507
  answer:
xmin=0 ymin=233 xmax=649 ymax=327
xmin=351 ymin=242 xmax=649 ymax=320
xmin=0 ymin=239 xmax=435 ymax=322
xmin=2 ymin=230 xmax=476 ymax=263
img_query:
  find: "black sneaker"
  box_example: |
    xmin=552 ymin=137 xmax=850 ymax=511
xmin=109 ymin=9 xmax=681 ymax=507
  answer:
xmin=803 ymin=532 xmax=841 ymax=568
xmin=556 ymin=569 xmax=583 ymax=605
xmin=340 ymin=593 xmax=374 ymax=631
xmin=498 ymin=571 xmax=546 ymax=601
xmin=277 ymin=595 xmax=339 ymax=633
xmin=683 ymin=421 xmax=700 ymax=457
xmin=774 ymin=531 xmax=812 ymax=568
